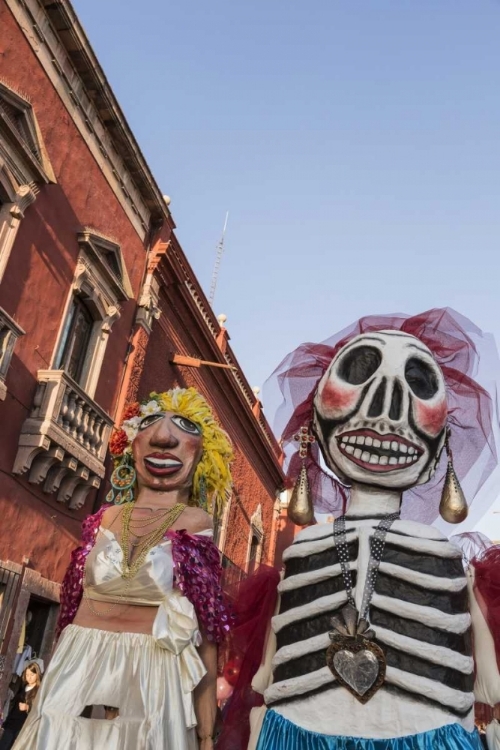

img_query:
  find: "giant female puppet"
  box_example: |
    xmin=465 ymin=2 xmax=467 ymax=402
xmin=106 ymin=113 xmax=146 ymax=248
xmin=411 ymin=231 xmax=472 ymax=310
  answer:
xmin=13 ymin=387 xmax=233 ymax=750
xmin=250 ymin=309 xmax=500 ymax=750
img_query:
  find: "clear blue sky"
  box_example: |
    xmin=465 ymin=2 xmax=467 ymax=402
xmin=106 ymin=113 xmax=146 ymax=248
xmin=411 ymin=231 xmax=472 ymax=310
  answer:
xmin=73 ymin=0 xmax=500 ymax=534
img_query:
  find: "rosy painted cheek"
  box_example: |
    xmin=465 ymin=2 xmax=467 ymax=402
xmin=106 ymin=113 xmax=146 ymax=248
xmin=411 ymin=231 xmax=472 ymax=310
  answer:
xmin=320 ymin=381 xmax=358 ymax=417
xmin=415 ymin=398 xmax=447 ymax=437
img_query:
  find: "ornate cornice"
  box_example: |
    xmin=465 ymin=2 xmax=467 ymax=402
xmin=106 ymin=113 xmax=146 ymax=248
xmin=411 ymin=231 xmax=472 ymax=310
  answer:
xmin=4 ymin=0 xmax=174 ymax=239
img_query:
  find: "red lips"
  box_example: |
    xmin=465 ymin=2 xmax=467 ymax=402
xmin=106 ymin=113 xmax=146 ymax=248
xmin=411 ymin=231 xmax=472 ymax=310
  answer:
xmin=143 ymin=452 xmax=183 ymax=477
xmin=337 ymin=429 xmax=423 ymax=473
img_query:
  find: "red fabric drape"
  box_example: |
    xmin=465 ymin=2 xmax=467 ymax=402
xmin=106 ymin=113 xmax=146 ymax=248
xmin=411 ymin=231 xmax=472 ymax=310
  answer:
xmin=217 ymin=565 xmax=280 ymax=750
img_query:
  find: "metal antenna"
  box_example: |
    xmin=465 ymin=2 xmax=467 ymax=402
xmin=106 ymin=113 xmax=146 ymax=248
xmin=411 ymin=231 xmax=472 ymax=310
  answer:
xmin=209 ymin=212 xmax=229 ymax=306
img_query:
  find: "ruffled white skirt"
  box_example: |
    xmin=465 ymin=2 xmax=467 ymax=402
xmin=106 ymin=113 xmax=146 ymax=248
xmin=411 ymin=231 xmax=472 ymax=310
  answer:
xmin=13 ymin=623 xmax=205 ymax=750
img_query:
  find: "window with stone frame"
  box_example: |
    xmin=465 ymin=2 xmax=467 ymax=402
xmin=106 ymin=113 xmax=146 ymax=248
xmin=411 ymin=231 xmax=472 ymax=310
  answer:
xmin=0 ymin=80 xmax=54 ymax=283
xmin=247 ymin=504 xmax=264 ymax=573
xmin=54 ymin=294 xmax=95 ymax=385
xmin=0 ymin=307 xmax=25 ymax=401
xmin=213 ymin=490 xmax=232 ymax=550
xmin=52 ymin=229 xmax=133 ymax=398
xmin=0 ymin=81 xmax=54 ymax=396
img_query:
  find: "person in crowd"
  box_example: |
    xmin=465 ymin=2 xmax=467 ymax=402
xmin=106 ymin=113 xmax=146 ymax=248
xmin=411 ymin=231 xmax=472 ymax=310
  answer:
xmin=0 ymin=663 xmax=41 ymax=750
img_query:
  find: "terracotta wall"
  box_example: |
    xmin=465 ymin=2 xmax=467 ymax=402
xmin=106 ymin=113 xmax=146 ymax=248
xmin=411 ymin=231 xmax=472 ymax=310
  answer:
xmin=0 ymin=3 xmax=148 ymax=581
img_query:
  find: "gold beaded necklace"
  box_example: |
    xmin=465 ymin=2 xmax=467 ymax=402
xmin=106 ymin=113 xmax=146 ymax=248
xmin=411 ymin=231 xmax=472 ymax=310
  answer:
xmin=83 ymin=502 xmax=185 ymax=617
xmin=120 ymin=502 xmax=185 ymax=579
xmin=128 ymin=508 xmax=173 ymax=526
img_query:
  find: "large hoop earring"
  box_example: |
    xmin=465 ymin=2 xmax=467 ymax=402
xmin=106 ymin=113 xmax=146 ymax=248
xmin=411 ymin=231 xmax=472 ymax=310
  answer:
xmin=106 ymin=455 xmax=136 ymax=505
xmin=439 ymin=427 xmax=468 ymax=524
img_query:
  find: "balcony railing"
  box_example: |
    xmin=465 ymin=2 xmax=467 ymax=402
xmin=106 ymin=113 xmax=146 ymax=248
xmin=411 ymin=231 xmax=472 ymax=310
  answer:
xmin=13 ymin=370 xmax=114 ymax=509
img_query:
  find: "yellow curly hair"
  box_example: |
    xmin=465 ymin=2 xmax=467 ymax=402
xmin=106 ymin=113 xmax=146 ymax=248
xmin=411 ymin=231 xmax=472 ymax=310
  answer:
xmin=145 ymin=388 xmax=233 ymax=516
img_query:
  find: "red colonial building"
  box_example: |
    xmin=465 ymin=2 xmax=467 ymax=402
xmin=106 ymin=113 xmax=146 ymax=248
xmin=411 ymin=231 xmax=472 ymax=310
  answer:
xmin=0 ymin=0 xmax=284 ymax=709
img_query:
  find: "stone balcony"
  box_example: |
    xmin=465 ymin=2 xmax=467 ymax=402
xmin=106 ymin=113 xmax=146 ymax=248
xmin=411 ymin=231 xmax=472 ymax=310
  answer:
xmin=13 ymin=370 xmax=114 ymax=509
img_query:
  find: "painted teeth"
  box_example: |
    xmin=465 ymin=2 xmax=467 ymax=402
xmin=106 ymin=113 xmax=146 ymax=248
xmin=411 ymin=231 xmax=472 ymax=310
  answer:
xmin=338 ymin=434 xmax=421 ymax=467
xmin=146 ymin=457 xmax=182 ymax=467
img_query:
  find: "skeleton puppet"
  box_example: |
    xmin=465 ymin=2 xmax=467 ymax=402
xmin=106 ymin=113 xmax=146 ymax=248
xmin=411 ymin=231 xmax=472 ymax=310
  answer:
xmin=251 ymin=310 xmax=500 ymax=750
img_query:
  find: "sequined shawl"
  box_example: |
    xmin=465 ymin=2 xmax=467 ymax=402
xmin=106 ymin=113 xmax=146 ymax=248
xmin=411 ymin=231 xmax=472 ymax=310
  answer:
xmin=56 ymin=506 xmax=232 ymax=643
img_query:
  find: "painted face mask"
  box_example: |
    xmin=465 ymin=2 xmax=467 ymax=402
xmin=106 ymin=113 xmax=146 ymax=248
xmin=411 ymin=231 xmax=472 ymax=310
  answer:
xmin=313 ymin=331 xmax=448 ymax=490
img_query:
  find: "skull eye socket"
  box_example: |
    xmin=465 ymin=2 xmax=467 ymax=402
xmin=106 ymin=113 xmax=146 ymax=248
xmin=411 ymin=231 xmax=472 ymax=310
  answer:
xmin=338 ymin=346 xmax=382 ymax=385
xmin=405 ymin=357 xmax=439 ymax=400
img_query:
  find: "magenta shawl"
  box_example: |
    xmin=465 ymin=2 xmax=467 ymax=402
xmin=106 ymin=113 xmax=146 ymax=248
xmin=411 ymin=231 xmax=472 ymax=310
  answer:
xmin=56 ymin=506 xmax=232 ymax=642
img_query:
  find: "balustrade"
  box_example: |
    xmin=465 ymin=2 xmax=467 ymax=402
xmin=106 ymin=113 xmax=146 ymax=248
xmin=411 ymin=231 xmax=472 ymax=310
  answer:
xmin=13 ymin=370 xmax=114 ymax=509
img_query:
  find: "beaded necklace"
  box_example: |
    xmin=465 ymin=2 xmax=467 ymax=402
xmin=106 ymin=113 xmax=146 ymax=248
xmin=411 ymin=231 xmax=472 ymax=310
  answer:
xmin=326 ymin=513 xmax=399 ymax=703
xmin=83 ymin=502 xmax=185 ymax=617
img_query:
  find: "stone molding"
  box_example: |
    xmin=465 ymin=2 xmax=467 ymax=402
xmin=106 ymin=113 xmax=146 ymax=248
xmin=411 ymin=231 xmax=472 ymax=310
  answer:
xmin=4 ymin=0 xmax=173 ymax=239
xmin=59 ymin=230 xmax=133 ymax=398
xmin=0 ymin=79 xmax=54 ymax=186
xmin=247 ymin=504 xmax=264 ymax=569
xmin=77 ymin=228 xmax=133 ymax=303
xmin=250 ymin=504 xmax=264 ymax=540
xmin=136 ymin=240 xmax=169 ymax=334
xmin=0 ymin=305 xmax=25 ymax=400
xmin=137 ymin=275 xmax=161 ymax=335
xmin=13 ymin=369 xmax=113 ymax=509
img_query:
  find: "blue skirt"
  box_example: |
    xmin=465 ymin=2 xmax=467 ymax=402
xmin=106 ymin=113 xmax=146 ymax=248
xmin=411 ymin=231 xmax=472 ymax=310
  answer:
xmin=256 ymin=710 xmax=483 ymax=750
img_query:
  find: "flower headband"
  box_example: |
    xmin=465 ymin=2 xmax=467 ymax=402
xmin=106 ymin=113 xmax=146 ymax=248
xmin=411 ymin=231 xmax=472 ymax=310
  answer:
xmin=109 ymin=387 xmax=233 ymax=516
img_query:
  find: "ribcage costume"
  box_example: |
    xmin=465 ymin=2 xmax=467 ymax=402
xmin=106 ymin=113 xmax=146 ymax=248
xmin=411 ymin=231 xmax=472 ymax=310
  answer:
xmin=266 ymin=518 xmax=474 ymax=739
xmin=249 ymin=311 xmax=500 ymax=750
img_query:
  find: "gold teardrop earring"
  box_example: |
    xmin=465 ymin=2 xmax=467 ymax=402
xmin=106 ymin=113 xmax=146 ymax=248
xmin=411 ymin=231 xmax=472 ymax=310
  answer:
xmin=439 ymin=427 xmax=468 ymax=524
xmin=288 ymin=425 xmax=315 ymax=526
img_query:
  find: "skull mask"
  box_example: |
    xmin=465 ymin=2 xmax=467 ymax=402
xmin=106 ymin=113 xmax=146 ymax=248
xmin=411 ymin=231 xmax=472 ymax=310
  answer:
xmin=313 ymin=331 xmax=447 ymax=490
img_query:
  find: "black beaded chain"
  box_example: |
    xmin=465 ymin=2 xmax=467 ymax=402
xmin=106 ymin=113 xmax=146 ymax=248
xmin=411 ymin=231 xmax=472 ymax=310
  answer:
xmin=333 ymin=513 xmax=399 ymax=622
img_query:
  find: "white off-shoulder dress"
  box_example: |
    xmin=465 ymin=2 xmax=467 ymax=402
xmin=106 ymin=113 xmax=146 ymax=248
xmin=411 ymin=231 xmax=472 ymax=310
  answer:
xmin=13 ymin=527 xmax=213 ymax=750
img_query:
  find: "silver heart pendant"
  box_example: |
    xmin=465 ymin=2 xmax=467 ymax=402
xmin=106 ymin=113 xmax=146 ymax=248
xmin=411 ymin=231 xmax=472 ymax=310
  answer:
xmin=326 ymin=636 xmax=386 ymax=704
xmin=333 ymin=649 xmax=379 ymax=695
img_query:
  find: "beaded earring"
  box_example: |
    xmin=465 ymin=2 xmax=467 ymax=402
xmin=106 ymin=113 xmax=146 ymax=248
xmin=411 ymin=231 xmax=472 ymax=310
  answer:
xmin=106 ymin=455 xmax=137 ymax=505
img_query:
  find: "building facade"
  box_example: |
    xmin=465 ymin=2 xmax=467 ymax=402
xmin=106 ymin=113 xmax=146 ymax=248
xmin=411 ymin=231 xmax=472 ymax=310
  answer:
xmin=0 ymin=0 xmax=283 ymax=710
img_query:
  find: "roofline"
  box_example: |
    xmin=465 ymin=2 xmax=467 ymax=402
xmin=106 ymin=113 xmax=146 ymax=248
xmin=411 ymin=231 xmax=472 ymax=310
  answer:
xmin=41 ymin=0 xmax=173 ymax=227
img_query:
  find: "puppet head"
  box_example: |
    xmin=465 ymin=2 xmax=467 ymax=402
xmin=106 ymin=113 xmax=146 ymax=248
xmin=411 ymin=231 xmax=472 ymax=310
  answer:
xmin=313 ymin=330 xmax=447 ymax=491
xmin=108 ymin=387 xmax=233 ymax=515
xmin=269 ymin=308 xmax=497 ymax=524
